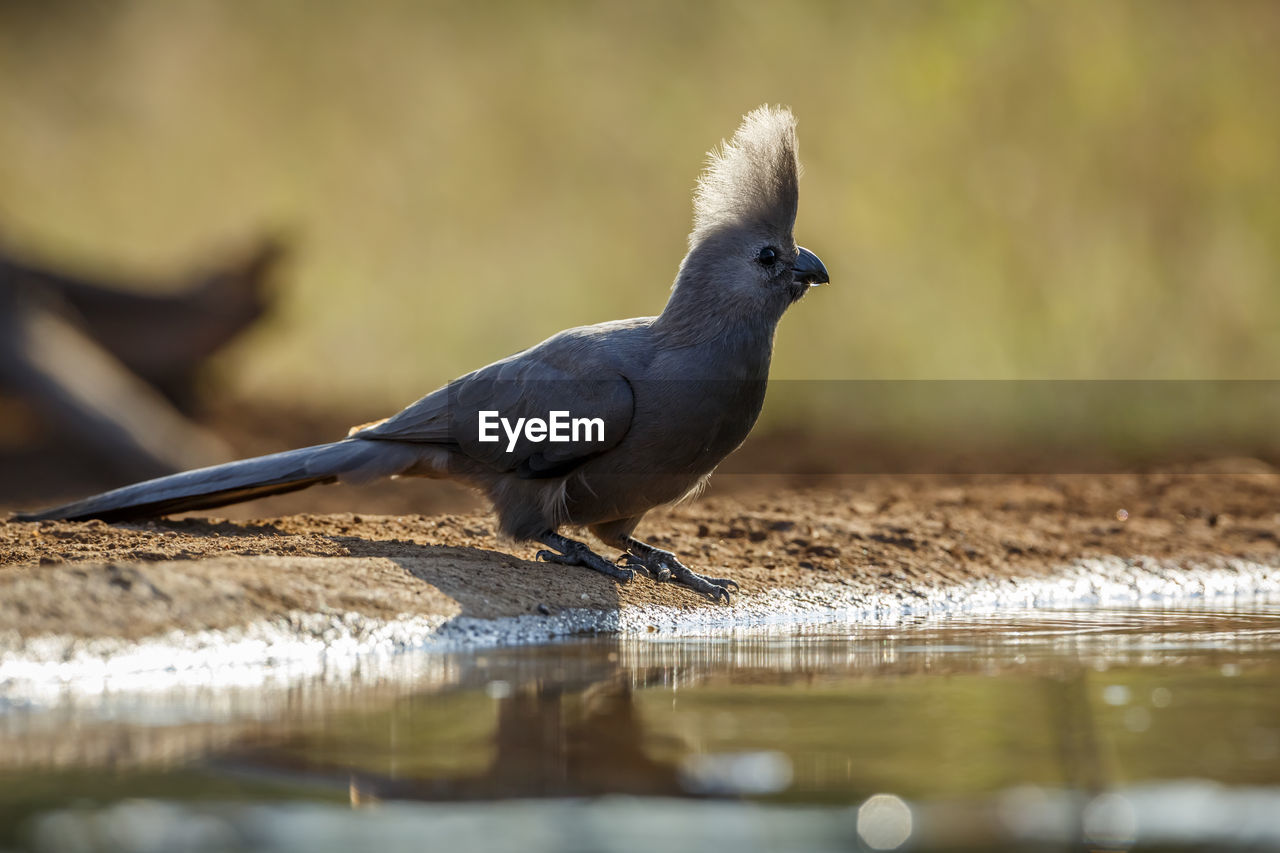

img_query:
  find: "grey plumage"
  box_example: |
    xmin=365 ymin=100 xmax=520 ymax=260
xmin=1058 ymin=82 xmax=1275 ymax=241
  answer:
xmin=16 ymin=105 xmax=829 ymax=602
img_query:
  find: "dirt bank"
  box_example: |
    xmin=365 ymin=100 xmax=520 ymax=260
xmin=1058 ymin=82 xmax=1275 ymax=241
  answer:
xmin=2 ymin=469 xmax=1278 ymax=645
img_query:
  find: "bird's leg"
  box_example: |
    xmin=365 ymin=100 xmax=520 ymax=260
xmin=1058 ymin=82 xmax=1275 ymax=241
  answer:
xmin=536 ymin=531 xmax=634 ymax=582
xmin=619 ymin=537 xmax=739 ymax=604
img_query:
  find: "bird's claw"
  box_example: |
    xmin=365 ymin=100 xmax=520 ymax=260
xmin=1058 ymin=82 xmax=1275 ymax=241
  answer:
xmin=623 ymin=547 xmax=738 ymax=604
xmin=670 ymin=566 xmax=738 ymax=604
xmin=619 ymin=553 xmax=672 ymax=582
xmin=538 ymin=546 xmax=633 ymax=582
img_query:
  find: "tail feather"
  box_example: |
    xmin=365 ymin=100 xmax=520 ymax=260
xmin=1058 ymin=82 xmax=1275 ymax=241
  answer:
xmin=13 ymin=438 xmax=419 ymax=522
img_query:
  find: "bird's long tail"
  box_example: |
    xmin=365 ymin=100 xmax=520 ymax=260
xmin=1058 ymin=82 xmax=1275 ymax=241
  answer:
xmin=13 ymin=438 xmax=421 ymax=522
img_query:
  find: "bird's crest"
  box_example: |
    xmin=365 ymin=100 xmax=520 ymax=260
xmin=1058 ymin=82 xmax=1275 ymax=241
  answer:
xmin=691 ymin=105 xmax=800 ymax=244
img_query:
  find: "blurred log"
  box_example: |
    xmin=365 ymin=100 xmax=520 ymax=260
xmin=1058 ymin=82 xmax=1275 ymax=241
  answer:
xmin=0 ymin=236 xmax=285 ymax=408
xmin=0 ymin=288 xmax=230 ymax=479
xmin=0 ymin=234 xmax=286 ymax=480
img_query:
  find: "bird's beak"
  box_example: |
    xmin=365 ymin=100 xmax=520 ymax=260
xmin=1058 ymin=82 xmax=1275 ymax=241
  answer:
xmin=793 ymin=246 xmax=829 ymax=287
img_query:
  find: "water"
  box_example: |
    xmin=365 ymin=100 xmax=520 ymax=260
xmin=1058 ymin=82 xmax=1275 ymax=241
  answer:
xmin=3 ymin=598 xmax=1280 ymax=851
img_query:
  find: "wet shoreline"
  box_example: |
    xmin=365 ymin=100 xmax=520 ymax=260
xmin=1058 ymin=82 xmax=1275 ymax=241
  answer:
xmin=2 ymin=552 xmax=1276 ymax=700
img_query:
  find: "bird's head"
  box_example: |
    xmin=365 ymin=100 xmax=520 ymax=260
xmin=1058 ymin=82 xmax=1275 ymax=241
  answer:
xmin=671 ymin=106 xmax=828 ymax=319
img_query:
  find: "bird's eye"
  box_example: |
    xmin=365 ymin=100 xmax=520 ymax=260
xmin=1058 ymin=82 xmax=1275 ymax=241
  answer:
xmin=757 ymin=246 xmax=778 ymax=266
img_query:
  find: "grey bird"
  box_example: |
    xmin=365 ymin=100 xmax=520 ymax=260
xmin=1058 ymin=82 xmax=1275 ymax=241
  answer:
xmin=15 ymin=106 xmax=829 ymax=602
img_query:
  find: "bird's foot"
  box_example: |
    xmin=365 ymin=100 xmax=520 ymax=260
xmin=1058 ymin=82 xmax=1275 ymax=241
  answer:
xmin=617 ymin=552 xmax=672 ymax=582
xmin=620 ymin=546 xmax=738 ymax=604
xmin=537 ymin=533 xmax=634 ymax=583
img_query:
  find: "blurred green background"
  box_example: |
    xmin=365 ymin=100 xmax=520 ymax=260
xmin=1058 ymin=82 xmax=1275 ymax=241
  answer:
xmin=1 ymin=0 xmax=1277 ymax=423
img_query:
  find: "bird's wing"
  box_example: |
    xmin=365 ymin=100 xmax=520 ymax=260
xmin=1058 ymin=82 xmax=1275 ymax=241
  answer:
xmin=355 ymin=338 xmax=635 ymax=479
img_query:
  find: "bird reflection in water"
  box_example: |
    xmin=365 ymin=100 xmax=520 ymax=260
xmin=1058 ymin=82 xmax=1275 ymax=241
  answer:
xmin=222 ymin=675 xmax=690 ymax=804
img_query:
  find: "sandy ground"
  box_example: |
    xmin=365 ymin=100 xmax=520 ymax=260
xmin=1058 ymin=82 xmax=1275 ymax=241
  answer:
xmin=3 ymin=468 xmax=1279 ymax=646
xmin=1 ymin=398 xmax=1277 ymax=659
